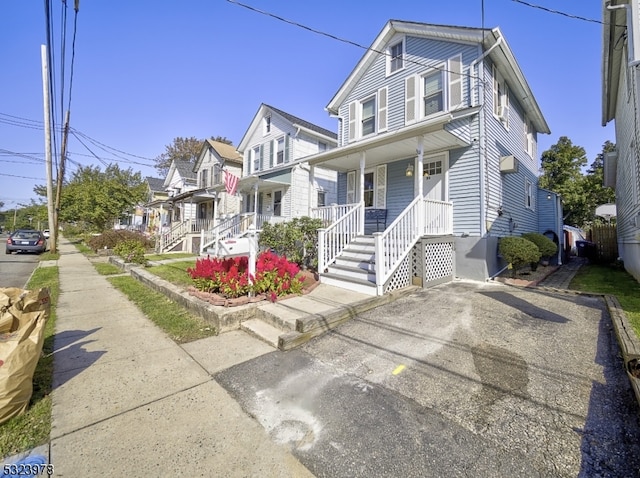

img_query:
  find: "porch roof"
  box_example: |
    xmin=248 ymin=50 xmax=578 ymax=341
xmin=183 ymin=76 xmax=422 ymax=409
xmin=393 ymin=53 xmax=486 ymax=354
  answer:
xmin=306 ymin=107 xmax=477 ymax=172
xmin=169 ymin=187 xmax=219 ymax=204
xmin=237 ymin=167 xmax=293 ymax=193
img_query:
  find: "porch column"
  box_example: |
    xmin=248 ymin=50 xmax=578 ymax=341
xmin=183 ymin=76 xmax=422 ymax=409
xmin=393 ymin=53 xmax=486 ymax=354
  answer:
xmin=253 ymin=183 xmax=259 ymax=226
xmin=212 ymin=192 xmax=218 ymax=228
xmin=416 ymin=136 xmax=424 ymax=198
xmin=309 ymin=164 xmax=315 ymax=215
xmin=359 ymin=152 xmax=366 ymax=234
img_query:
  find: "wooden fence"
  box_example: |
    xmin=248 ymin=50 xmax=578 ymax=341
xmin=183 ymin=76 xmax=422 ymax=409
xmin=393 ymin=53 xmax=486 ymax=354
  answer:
xmin=588 ymin=225 xmax=618 ymax=263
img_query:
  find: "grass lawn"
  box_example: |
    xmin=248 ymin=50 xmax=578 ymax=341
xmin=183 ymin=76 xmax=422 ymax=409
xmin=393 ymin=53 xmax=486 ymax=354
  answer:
xmin=145 ymin=252 xmax=196 ymax=262
xmin=146 ymin=260 xmax=196 ymax=288
xmin=570 ymin=263 xmax=640 ymax=337
xmin=108 ymin=275 xmax=216 ymax=343
xmin=93 ymin=262 xmax=124 ymax=275
xmin=0 ymin=266 xmax=59 ymax=459
xmin=39 ymin=251 xmax=59 ymax=261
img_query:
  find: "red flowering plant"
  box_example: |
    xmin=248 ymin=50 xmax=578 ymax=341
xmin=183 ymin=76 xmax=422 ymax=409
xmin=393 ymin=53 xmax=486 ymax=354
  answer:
xmin=186 ymin=252 xmax=303 ymax=300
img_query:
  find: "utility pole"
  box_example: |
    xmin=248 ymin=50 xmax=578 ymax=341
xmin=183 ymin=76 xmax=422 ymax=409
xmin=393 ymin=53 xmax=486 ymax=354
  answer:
xmin=41 ymin=44 xmax=55 ymax=251
xmin=53 ymin=110 xmax=70 ymax=253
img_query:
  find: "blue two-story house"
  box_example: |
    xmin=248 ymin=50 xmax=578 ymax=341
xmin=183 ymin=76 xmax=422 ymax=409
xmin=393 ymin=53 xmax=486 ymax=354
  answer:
xmin=303 ymin=20 xmax=561 ymax=295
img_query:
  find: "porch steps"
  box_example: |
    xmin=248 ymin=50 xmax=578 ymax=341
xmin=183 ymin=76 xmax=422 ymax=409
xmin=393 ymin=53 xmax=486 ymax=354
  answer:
xmin=322 ymin=235 xmax=378 ymax=296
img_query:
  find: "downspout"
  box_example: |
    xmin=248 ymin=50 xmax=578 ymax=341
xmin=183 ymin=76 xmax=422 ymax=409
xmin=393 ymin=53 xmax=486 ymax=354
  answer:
xmin=470 ymin=35 xmax=502 ymax=237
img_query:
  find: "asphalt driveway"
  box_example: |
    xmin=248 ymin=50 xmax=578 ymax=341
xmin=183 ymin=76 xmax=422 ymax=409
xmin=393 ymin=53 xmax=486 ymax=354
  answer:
xmin=215 ymin=280 xmax=640 ymax=477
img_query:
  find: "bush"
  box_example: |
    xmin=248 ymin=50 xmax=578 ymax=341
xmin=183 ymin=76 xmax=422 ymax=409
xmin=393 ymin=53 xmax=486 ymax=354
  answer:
xmin=521 ymin=232 xmax=557 ymax=259
xmin=113 ymin=240 xmax=148 ymax=265
xmin=499 ymin=236 xmax=541 ymax=277
xmin=87 ymin=229 xmax=153 ymax=252
xmin=259 ymin=216 xmax=323 ymax=270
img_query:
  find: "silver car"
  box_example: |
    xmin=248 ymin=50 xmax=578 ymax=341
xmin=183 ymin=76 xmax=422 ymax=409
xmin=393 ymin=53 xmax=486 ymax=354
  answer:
xmin=5 ymin=230 xmax=48 ymax=254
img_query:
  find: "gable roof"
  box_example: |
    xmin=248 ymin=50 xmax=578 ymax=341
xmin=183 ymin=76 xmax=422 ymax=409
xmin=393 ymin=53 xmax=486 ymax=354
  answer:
xmin=205 ymin=139 xmax=243 ymax=164
xmin=326 ymin=19 xmax=550 ymax=134
xmin=145 ymin=177 xmax=165 ymax=192
xmin=174 ymin=160 xmax=197 ymax=180
xmin=237 ymin=103 xmax=338 ymax=151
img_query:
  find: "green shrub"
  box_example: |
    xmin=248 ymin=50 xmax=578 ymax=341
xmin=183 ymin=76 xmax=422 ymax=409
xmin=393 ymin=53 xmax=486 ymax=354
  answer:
xmin=499 ymin=236 xmax=541 ymax=277
xmin=114 ymin=240 xmax=148 ymax=265
xmin=522 ymin=232 xmax=557 ymax=259
xmin=87 ymin=229 xmax=153 ymax=252
xmin=259 ymin=216 xmax=323 ymax=270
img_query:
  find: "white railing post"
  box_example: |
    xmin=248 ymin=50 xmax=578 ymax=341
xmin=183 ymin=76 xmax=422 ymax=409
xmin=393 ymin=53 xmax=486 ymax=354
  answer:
xmin=248 ymin=225 xmax=257 ymax=297
xmin=318 ymin=228 xmax=326 ymax=273
xmin=200 ymin=229 xmax=205 ymax=255
xmin=374 ymin=232 xmax=384 ymax=295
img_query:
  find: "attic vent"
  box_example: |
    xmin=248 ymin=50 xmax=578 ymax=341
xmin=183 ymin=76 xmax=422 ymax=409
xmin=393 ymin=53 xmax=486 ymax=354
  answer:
xmin=604 ymin=151 xmax=618 ymax=188
xmin=500 ymin=155 xmax=517 ymax=173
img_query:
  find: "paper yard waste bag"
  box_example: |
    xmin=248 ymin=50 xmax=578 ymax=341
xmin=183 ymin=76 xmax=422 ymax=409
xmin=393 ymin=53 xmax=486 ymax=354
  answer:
xmin=0 ymin=288 xmax=50 ymax=425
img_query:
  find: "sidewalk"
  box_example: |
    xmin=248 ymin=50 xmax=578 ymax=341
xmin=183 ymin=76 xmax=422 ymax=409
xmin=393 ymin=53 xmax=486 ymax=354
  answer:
xmin=49 ymin=238 xmax=314 ymax=476
xmin=536 ymin=256 xmax=587 ymax=289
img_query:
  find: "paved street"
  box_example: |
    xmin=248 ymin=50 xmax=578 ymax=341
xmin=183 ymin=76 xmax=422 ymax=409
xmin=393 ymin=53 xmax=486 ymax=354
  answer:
xmin=215 ymin=280 xmax=640 ymax=477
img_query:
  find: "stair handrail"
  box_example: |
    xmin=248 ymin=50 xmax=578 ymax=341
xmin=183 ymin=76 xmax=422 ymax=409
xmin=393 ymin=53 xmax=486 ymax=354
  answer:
xmin=200 ymin=215 xmax=243 ymax=255
xmin=317 ymin=202 xmax=363 ymax=273
xmin=159 ymin=220 xmax=190 ymax=252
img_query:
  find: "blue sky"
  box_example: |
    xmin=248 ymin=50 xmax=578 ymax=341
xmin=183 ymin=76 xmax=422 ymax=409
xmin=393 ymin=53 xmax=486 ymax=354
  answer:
xmin=0 ymin=0 xmax=613 ymax=208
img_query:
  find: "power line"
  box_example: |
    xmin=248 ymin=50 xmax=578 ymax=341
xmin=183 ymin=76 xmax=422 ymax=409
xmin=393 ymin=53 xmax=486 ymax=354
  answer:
xmin=0 ymin=172 xmax=46 ymax=181
xmin=510 ymin=0 xmax=624 ymax=27
xmin=225 ymin=0 xmax=483 ymax=82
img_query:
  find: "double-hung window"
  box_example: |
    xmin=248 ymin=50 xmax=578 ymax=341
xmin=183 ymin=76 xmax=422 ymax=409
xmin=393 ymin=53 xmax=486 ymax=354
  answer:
xmin=200 ymin=169 xmax=208 ymax=188
xmin=422 ymin=70 xmax=444 ymax=116
xmin=213 ymin=164 xmax=221 ymax=184
xmin=493 ymin=66 xmax=509 ymax=127
xmin=361 ymin=97 xmax=376 ymax=137
xmin=524 ymin=119 xmax=534 ymax=157
xmin=389 ymin=40 xmax=404 ymax=73
xmin=276 ymin=137 xmax=285 ymax=165
xmin=252 ymin=146 xmax=260 ymax=172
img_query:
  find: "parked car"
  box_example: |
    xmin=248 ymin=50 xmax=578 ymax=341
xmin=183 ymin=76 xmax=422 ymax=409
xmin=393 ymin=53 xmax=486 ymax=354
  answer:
xmin=43 ymin=229 xmax=50 ymax=239
xmin=5 ymin=230 xmax=48 ymax=254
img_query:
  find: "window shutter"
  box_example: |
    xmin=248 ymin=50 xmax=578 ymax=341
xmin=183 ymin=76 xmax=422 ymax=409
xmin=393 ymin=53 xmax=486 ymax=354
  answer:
xmin=448 ymin=54 xmax=463 ymax=110
xmin=503 ymin=86 xmax=510 ymax=128
xmin=259 ymin=144 xmax=264 ymax=170
xmin=348 ymin=102 xmax=357 ymax=142
xmin=269 ymin=140 xmax=274 ymax=168
xmin=378 ymin=87 xmax=388 ymax=132
xmin=405 ymin=76 xmax=416 ymax=124
xmin=492 ymin=66 xmax=499 ymax=115
xmin=375 ymin=165 xmax=386 ymax=208
xmin=285 ymin=134 xmax=290 ymax=162
xmin=346 ymin=171 xmax=356 ymax=203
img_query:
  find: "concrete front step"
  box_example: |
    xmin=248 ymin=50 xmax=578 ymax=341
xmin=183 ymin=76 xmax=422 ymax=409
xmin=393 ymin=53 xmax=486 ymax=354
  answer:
xmin=320 ymin=272 xmax=378 ymax=295
xmin=240 ymin=319 xmax=281 ymax=348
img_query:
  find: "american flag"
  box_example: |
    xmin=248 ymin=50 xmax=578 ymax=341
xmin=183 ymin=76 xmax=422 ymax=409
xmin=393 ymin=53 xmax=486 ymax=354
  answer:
xmin=224 ymin=170 xmax=239 ymax=195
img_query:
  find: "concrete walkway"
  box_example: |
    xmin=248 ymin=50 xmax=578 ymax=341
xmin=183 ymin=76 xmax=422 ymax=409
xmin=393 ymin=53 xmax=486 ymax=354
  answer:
xmin=537 ymin=256 xmax=588 ymax=289
xmin=49 ymin=238 xmax=313 ymax=476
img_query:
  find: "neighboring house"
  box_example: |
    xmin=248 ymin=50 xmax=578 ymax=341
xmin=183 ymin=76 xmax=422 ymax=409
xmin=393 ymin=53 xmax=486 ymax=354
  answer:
xmin=164 ymin=159 xmax=198 ymax=223
xmin=602 ymin=1 xmax=640 ymax=282
xmin=235 ymin=104 xmax=338 ymax=226
xmin=301 ymin=20 xmax=559 ymax=294
xmin=142 ymin=176 xmax=170 ymax=235
xmin=159 ymin=141 xmax=244 ymax=253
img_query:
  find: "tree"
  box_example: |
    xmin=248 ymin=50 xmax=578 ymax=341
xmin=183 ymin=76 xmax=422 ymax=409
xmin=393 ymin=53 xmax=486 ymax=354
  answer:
xmin=539 ymin=136 xmax=590 ymax=227
xmin=59 ymin=164 xmax=147 ymax=232
xmin=583 ymin=140 xmax=617 ymax=223
xmin=154 ymin=136 xmax=233 ymax=176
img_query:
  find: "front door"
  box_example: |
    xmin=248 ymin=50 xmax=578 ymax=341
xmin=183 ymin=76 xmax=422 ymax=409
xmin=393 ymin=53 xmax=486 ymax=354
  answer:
xmin=423 ymin=153 xmax=448 ymax=201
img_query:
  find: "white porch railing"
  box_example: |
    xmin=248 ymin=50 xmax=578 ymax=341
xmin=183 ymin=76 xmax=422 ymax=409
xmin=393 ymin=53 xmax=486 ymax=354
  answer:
xmin=199 ymin=213 xmax=289 ymax=255
xmin=158 ymin=220 xmax=189 ymax=252
xmin=317 ymin=202 xmax=363 ymax=274
xmin=311 ymin=203 xmax=360 ymax=226
xmin=374 ymin=197 xmax=452 ymax=294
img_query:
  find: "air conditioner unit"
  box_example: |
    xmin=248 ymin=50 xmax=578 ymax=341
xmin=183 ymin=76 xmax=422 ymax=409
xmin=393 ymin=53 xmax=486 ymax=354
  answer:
xmin=500 ymin=155 xmax=517 ymax=173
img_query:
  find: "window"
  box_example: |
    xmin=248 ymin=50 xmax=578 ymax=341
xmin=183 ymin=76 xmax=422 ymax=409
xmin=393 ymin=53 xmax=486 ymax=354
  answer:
xmin=422 ymin=70 xmax=444 ymax=116
xmin=317 ymin=190 xmax=326 ymax=207
xmin=493 ymin=65 xmax=509 ymax=127
xmin=525 ymin=179 xmax=534 ymax=210
xmin=364 ymin=172 xmax=374 ymax=207
xmin=318 ymin=141 xmax=327 ymax=152
xmin=389 ymin=40 xmax=404 ymax=73
xmin=252 ymin=146 xmax=260 ymax=172
xmin=524 ymin=119 xmax=534 ymax=157
xmin=276 ymin=137 xmax=285 ymax=164
xmin=213 ymin=164 xmax=221 ymax=184
xmin=264 ymin=115 xmax=271 ymax=134
xmin=361 ymin=97 xmax=376 ymax=136
xmin=424 ymin=160 xmax=443 ymax=176
xmin=200 ymin=169 xmax=208 ymax=188
xmin=273 ymin=190 xmax=283 ymax=216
